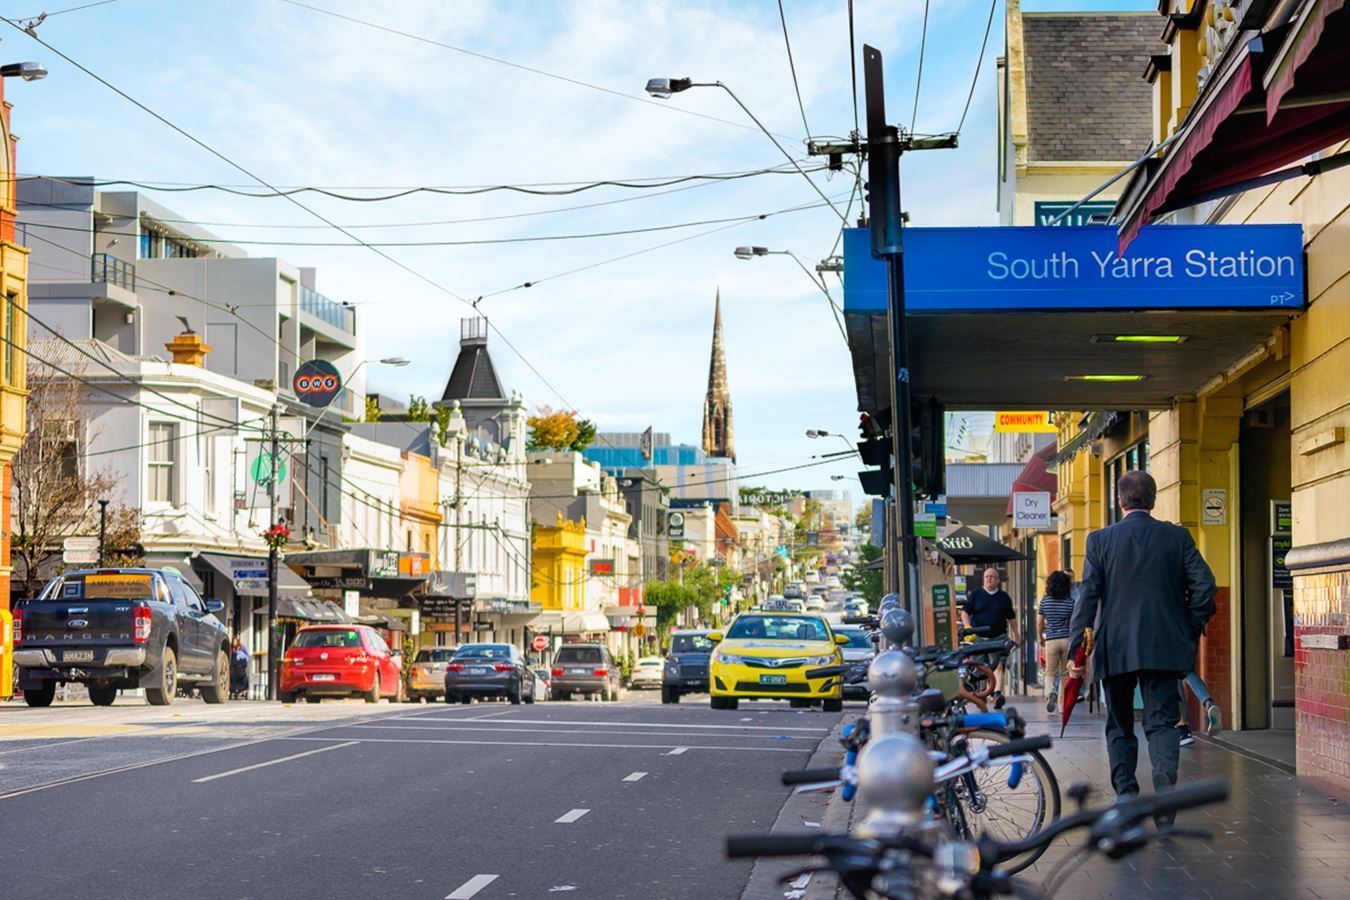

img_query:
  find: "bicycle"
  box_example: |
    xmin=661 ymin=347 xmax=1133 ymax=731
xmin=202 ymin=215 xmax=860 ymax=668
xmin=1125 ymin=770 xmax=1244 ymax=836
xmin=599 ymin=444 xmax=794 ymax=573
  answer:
xmin=728 ymin=777 xmax=1229 ymax=899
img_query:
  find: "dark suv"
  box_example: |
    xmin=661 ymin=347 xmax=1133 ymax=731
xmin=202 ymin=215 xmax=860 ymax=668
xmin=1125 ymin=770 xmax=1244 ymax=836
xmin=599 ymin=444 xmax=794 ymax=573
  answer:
xmin=550 ymin=643 xmax=621 ymax=701
xmin=662 ymin=629 xmax=715 ymax=704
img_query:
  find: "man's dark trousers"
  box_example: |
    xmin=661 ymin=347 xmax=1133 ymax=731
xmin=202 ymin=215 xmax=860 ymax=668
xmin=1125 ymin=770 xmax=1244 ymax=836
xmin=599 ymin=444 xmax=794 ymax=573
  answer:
xmin=1103 ymin=669 xmax=1183 ymax=797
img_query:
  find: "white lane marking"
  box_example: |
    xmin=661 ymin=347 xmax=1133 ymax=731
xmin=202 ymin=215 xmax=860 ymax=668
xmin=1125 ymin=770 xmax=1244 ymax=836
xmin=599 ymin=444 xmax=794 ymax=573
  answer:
xmin=350 ymin=724 xmax=816 ymax=740
xmin=278 ymin=736 xmax=803 ymax=752
xmin=445 ymin=874 xmax=499 ymax=899
xmin=622 ymin=771 xmax=648 ymax=782
xmin=665 ymin=746 xmax=689 ymax=756
xmin=404 ymin=717 xmax=828 ymax=732
xmin=464 ymin=710 xmax=517 ymax=721
xmin=555 ymin=808 xmax=590 ymax=823
xmin=192 ymin=741 xmax=358 ymax=783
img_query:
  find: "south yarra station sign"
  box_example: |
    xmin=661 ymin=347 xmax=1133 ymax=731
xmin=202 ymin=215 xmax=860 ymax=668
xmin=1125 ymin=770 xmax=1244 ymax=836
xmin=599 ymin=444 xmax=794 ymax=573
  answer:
xmin=842 ymin=224 xmax=1304 ymax=312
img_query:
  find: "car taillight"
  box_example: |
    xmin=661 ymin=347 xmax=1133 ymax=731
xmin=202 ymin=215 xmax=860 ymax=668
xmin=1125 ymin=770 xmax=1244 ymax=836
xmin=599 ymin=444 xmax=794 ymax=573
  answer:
xmin=12 ymin=608 xmax=21 ymax=646
xmin=593 ymin=668 xmax=609 ymax=677
xmin=493 ymin=664 xmax=514 ymax=672
xmin=551 ymin=667 xmax=564 ymax=677
xmin=133 ymin=606 xmax=152 ymax=642
xmin=447 ymin=664 xmax=465 ymax=673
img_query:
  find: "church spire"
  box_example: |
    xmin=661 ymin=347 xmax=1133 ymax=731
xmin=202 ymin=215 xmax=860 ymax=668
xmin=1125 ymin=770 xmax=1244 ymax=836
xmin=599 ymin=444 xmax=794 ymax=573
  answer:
xmin=702 ymin=289 xmax=735 ymax=462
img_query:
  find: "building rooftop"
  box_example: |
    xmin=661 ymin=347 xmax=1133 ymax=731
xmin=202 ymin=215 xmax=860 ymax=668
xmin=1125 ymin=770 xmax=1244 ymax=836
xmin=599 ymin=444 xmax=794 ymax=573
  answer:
xmin=1022 ymin=13 xmax=1161 ymax=163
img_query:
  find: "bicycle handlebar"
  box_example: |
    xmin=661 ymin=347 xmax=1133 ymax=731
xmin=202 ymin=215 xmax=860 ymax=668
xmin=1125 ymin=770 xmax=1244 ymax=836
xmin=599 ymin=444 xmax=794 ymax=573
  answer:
xmin=782 ymin=766 xmax=843 ymax=786
xmin=985 ymin=735 xmax=1051 ymax=759
xmin=725 ymin=831 xmax=931 ymax=860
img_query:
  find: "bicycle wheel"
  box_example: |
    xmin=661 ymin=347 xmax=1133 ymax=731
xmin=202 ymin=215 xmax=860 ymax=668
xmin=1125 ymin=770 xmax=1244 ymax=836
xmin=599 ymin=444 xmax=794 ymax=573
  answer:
xmin=948 ymin=729 xmax=1061 ymax=874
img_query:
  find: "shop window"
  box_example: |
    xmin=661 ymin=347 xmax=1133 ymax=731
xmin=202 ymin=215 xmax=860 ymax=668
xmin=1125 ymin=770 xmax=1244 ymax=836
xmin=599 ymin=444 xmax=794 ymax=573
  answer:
xmin=1106 ymin=439 xmax=1150 ymax=524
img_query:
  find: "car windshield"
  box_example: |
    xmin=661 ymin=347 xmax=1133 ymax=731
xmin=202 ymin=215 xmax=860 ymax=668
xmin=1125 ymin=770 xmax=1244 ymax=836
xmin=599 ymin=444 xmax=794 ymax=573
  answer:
xmin=415 ymin=648 xmax=458 ymax=663
xmin=41 ymin=572 xmax=157 ymax=602
xmin=725 ymin=615 xmax=830 ymax=642
xmin=555 ymin=647 xmax=603 ymax=664
xmin=836 ymin=630 xmax=873 ymax=649
xmin=670 ymin=634 xmax=715 ymax=653
xmin=294 ymin=629 xmax=362 ymax=649
xmin=454 ymin=645 xmax=512 ymax=660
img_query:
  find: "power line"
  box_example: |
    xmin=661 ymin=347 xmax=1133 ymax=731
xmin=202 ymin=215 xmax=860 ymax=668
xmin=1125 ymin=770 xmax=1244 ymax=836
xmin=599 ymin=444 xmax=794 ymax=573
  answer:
xmin=277 ymin=0 xmax=803 ymax=143
xmin=957 ymin=0 xmax=998 ymax=136
xmin=16 ymin=0 xmax=115 ymax=28
xmin=911 ymin=0 xmax=931 ymax=133
xmin=847 ymin=0 xmax=860 ymax=138
xmin=24 ymin=164 xmax=824 ymax=202
xmin=776 ymin=0 xmax=811 ymax=140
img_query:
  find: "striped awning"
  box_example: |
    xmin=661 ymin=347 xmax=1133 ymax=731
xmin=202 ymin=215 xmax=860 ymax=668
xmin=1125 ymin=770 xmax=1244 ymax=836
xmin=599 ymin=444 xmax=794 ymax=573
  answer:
xmin=1048 ymin=412 xmax=1120 ymax=470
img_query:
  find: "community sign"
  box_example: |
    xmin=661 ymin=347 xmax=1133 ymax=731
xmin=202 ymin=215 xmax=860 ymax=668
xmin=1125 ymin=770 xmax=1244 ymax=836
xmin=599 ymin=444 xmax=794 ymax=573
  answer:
xmin=843 ymin=224 xmax=1304 ymax=313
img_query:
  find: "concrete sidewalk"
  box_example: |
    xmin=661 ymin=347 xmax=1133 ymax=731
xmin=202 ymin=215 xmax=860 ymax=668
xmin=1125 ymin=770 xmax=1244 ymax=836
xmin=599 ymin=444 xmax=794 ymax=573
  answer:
xmin=1018 ymin=696 xmax=1350 ymax=899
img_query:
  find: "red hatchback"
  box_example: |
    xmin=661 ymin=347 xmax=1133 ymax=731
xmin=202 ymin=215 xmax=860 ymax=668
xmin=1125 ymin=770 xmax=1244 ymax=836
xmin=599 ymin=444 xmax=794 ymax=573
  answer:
xmin=279 ymin=625 xmax=404 ymax=703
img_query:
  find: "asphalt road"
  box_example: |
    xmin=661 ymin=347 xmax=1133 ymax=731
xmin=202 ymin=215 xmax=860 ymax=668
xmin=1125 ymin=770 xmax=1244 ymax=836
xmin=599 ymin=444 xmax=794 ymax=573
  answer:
xmin=0 ymin=692 xmax=843 ymax=899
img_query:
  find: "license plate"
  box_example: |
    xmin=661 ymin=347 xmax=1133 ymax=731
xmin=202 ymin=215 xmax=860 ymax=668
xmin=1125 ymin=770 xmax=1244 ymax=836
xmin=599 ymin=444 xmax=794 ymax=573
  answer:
xmin=63 ymin=649 xmax=95 ymax=663
xmin=311 ymin=674 xmax=336 ymax=682
xmin=468 ymin=667 xmax=489 ymax=675
xmin=759 ymin=674 xmax=788 ymax=685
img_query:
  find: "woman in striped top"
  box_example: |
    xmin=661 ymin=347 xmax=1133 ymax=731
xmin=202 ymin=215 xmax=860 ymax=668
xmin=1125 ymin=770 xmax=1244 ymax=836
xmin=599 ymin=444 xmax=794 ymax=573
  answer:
xmin=1038 ymin=571 xmax=1076 ymax=713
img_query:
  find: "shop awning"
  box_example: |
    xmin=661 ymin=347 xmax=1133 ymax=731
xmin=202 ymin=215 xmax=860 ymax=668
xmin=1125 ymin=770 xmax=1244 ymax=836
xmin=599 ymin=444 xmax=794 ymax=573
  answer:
xmin=533 ymin=610 xmax=611 ymax=634
xmin=1006 ymin=442 xmax=1058 ymax=515
xmin=195 ymin=553 xmax=313 ymax=598
xmin=934 ymin=527 xmax=1026 ymax=565
xmin=1116 ymin=2 xmax=1350 ymax=248
xmin=1049 ymin=412 xmax=1122 ymax=470
xmin=277 ymin=597 xmax=350 ymax=623
xmin=285 ymin=548 xmax=428 ymax=597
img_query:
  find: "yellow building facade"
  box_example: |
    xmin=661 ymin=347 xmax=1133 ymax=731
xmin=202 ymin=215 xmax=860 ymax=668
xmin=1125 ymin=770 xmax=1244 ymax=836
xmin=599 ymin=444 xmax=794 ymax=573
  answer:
xmin=1 ymin=84 xmax=31 ymax=606
xmin=531 ymin=514 xmax=587 ymax=611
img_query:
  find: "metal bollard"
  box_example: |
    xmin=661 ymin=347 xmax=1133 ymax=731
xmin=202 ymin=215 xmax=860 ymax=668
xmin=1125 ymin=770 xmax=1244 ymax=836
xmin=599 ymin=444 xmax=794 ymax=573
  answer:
xmin=867 ymin=649 xmax=920 ymax=737
xmin=879 ymin=608 xmax=915 ymax=651
xmin=853 ymin=731 xmax=936 ymax=837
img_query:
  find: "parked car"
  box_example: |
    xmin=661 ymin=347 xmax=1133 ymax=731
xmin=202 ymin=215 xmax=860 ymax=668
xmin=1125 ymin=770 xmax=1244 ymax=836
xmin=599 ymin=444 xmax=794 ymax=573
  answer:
xmin=550 ymin=643 xmax=622 ymax=701
xmin=13 ymin=567 xmax=231 ymax=707
xmin=444 ymin=643 xmax=536 ymax=705
xmin=662 ymin=629 xmax=715 ymax=704
xmin=629 ymin=656 xmax=664 ymax=689
xmin=804 ymin=596 xmax=827 ymax=612
xmin=531 ymin=667 xmax=553 ymax=701
xmin=833 ymin=627 xmax=877 ymax=700
xmin=408 ymin=646 xmax=460 ymax=702
xmin=279 ymin=625 xmax=404 ymax=703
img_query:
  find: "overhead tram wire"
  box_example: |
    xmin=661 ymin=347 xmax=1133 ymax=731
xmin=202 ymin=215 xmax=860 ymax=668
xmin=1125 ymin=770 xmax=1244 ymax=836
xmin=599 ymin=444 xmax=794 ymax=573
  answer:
xmin=957 ymin=0 xmax=999 ymax=136
xmin=847 ymin=0 xmax=860 ymax=137
xmin=277 ymin=0 xmax=804 ymax=144
xmin=911 ymin=0 xmax=931 ymax=134
xmin=21 ymin=164 xmax=826 ymax=201
xmin=777 ymin=0 xmax=812 ymax=140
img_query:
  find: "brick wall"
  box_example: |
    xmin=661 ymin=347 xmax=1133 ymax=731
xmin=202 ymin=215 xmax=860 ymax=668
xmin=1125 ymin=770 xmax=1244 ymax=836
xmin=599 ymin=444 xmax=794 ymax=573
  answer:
xmin=1196 ymin=586 xmax=1233 ymax=730
xmin=1291 ymin=565 xmax=1350 ymax=800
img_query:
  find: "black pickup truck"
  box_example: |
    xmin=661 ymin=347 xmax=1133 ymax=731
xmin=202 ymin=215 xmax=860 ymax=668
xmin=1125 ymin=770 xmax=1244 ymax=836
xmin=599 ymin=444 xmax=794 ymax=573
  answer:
xmin=13 ymin=567 xmax=231 ymax=707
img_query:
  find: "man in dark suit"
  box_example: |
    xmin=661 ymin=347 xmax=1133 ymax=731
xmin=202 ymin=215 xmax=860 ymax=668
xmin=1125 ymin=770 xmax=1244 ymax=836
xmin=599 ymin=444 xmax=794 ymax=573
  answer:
xmin=1067 ymin=470 xmax=1216 ymax=815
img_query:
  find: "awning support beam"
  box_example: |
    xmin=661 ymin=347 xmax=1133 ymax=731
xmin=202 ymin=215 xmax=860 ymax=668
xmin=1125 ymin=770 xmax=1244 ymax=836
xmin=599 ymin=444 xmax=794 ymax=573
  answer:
xmin=1156 ymin=148 xmax=1350 ymax=216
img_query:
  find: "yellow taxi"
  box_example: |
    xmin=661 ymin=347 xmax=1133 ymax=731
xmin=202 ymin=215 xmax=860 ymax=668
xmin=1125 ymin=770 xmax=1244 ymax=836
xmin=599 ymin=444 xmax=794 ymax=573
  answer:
xmin=707 ymin=611 xmax=848 ymax=711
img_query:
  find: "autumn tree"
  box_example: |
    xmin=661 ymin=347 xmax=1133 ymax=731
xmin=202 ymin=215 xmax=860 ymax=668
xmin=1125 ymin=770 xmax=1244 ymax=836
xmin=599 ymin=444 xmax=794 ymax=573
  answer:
xmin=11 ymin=376 xmax=116 ymax=597
xmin=526 ymin=406 xmax=596 ymax=452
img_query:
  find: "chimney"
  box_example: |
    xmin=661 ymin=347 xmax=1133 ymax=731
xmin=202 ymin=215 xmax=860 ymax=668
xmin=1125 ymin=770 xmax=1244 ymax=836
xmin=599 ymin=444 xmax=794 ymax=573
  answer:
xmin=165 ymin=326 xmax=211 ymax=367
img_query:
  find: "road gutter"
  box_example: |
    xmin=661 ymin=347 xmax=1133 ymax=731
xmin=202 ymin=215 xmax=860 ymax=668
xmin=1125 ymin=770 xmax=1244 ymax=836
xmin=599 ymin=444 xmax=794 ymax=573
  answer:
xmin=740 ymin=715 xmax=853 ymax=900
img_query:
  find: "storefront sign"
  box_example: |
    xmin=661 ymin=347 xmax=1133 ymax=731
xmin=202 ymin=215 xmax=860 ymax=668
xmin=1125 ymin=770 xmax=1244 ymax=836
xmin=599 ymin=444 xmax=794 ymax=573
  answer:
xmin=343 ymin=590 xmax=360 ymax=618
xmin=1271 ymin=500 xmax=1292 ymax=535
xmin=914 ymin=513 xmax=937 ymax=539
xmin=994 ymin=411 xmax=1056 ymax=433
xmin=932 ymin=584 xmax=954 ymax=648
xmin=1012 ymin=492 xmax=1052 ymax=530
xmin=843 ymin=224 xmax=1304 ymax=312
xmin=589 ymin=558 xmax=615 ymax=575
xmin=1034 ymin=201 xmax=1117 ymax=227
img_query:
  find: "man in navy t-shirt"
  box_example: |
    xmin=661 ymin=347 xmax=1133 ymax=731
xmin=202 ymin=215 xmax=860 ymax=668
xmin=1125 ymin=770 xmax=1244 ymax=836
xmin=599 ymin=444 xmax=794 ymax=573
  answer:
xmin=961 ymin=567 xmax=1019 ymax=642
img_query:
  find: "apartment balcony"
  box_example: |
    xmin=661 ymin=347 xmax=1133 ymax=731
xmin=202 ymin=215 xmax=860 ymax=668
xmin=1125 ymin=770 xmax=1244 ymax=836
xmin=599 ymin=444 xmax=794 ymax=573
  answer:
xmin=300 ymin=285 xmax=356 ymax=334
xmin=29 ymin=252 xmax=139 ymax=310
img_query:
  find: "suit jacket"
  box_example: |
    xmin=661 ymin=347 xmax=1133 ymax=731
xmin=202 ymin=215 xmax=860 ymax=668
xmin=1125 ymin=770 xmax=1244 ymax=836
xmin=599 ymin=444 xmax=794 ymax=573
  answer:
xmin=1067 ymin=511 xmax=1217 ymax=678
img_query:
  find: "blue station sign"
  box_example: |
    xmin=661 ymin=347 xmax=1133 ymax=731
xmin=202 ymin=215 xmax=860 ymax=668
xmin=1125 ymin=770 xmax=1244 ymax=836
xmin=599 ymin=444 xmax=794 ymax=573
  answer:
xmin=843 ymin=224 xmax=1304 ymax=313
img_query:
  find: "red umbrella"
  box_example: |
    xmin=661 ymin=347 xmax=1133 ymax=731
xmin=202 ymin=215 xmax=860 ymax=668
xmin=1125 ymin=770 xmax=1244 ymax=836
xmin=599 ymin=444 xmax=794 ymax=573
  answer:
xmin=1059 ymin=628 xmax=1093 ymax=737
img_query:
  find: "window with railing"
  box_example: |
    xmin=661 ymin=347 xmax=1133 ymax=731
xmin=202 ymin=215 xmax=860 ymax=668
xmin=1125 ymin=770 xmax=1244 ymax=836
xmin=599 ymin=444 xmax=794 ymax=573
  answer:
xmin=300 ymin=285 xmax=355 ymax=333
xmin=91 ymin=253 xmax=136 ymax=291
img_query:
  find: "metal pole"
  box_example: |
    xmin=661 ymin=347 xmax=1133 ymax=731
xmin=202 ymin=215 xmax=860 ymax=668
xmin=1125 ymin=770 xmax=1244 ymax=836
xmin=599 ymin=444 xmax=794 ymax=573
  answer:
xmin=97 ymin=499 xmax=109 ymax=566
xmin=267 ymin=405 xmax=279 ymax=701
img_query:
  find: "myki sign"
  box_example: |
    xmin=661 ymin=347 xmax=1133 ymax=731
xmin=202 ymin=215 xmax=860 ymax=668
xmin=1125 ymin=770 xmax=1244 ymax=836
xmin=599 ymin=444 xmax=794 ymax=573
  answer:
xmin=842 ymin=224 xmax=1304 ymax=312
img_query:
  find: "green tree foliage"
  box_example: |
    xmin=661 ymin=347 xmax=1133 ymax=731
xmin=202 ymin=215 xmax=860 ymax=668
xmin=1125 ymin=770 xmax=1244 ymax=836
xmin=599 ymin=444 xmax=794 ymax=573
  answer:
xmin=571 ymin=418 xmax=597 ymax=452
xmin=842 ymin=543 xmax=885 ymax=606
xmin=527 ymin=406 xmax=580 ymax=451
xmin=646 ymin=579 xmax=695 ymax=637
xmin=408 ymin=395 xmax=431 ymax=422
xmin=364 ymin=396 xmax=382 ymax=423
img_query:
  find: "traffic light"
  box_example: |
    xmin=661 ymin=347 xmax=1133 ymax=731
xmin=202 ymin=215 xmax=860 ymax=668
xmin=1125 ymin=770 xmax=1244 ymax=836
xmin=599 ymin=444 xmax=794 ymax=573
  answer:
xmin=911 ymin=397 xmax=945 ymax=499
xmin=857 ymin=411 xmax=892 ymax=497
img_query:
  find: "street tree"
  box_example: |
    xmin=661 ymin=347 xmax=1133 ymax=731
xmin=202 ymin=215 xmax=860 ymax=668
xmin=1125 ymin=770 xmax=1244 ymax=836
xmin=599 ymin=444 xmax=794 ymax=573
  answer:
xmin=526 ymin=406 xmax=596 ymax=452
xmin=11 ymin=376 xmax=116 ymax=597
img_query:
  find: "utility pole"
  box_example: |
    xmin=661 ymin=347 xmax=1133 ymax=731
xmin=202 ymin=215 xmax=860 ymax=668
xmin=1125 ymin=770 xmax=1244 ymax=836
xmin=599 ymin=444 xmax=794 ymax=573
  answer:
xmin=267 ymin=404 xmax=280 ymax=701
xmin=97 ymin=499 xmax=109 ymax=567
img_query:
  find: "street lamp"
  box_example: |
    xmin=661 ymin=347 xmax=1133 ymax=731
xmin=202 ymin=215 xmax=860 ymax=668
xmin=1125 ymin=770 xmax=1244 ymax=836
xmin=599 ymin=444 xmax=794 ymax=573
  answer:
xmin=0 ymin=62 xmax=47 ymax=81
xmin=645 ymin=76 xmax=846 ymax=224
xmin=734 ymin=246 xmax=846 ymax=342
xmin=806 ymin=428 xmax=861 ymax=459
xmin=302 ymin=356 xmax=411 ymax=439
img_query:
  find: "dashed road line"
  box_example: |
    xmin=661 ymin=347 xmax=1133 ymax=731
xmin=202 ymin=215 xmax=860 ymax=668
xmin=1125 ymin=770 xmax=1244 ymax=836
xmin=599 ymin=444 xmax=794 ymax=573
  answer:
xmin=192 ymin=741 xmax=358 ymax=783
xmin=665 ymin=746 xmax=689 ymax=756
xmin=622 ymin=771 xmax=648 ymax=782
xmin=278 ymin=736 xmax=802 ymax=752
xmin=445 ymin=874 xmax=499 ymax=899
xmin=350 ymin=723 xmax=817 ymax=739
xmin=555 ymin=808 xmax=590 ymax=823
xmin=406 ymin=717 xmax=829 ymax=732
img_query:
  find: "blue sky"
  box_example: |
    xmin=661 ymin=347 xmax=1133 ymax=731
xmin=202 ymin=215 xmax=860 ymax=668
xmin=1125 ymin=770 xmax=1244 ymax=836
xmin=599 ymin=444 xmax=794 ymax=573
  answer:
xmin=2 ymin=0 xmax=1157 ymax=494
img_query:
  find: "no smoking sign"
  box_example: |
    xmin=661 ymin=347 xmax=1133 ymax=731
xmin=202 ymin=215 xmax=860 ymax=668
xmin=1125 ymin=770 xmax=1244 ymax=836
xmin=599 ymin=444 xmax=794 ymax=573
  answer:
xmin=1202 ymin=488 xmax=1227 ymax=526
